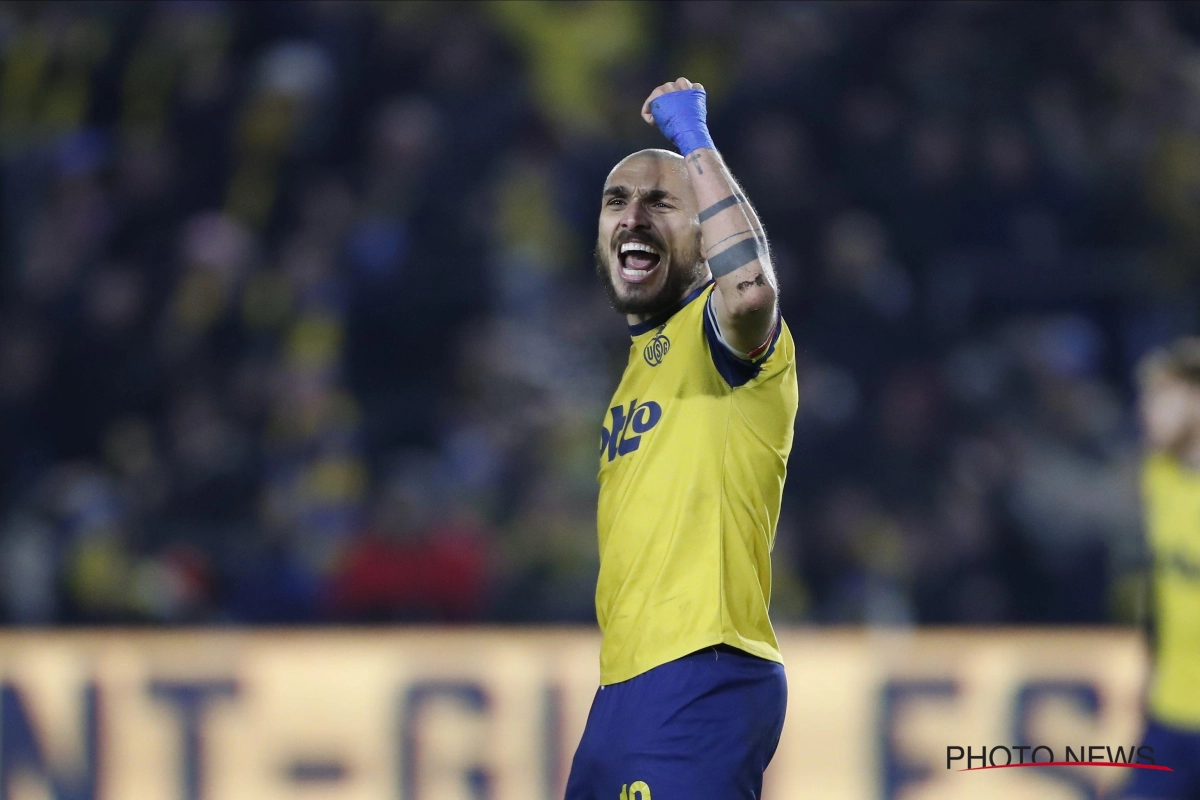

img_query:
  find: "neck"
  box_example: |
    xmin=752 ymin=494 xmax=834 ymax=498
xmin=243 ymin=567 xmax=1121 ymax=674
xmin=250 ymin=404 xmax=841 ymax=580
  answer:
xmin=623 ymin=271 xmax=712 ymax=327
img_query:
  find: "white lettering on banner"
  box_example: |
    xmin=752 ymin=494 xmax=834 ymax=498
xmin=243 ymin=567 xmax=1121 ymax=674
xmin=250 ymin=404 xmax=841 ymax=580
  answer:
xmin=0 ymin=630 xmax=1146 ymax=800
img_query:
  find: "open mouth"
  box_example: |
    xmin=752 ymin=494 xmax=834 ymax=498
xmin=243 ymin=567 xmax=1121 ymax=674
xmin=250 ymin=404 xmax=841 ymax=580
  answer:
xmin=617 ymin=241 xmax=662 ymax=283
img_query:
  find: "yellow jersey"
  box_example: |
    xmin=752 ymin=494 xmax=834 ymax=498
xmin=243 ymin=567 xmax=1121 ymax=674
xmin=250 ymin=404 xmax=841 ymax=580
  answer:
xmin=595 ymin=282 xmax=798 ymax=685
xmin=1143 ymin=452 xmax=1200 ymax=727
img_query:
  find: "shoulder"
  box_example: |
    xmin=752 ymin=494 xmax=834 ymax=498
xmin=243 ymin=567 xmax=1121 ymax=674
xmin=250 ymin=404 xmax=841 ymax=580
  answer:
xmin=701 ymin=288 xmax=791 ymax=388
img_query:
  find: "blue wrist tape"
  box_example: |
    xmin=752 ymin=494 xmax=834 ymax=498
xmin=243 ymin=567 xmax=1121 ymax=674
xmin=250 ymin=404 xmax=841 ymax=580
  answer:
xmin=649 ymin=89 xmax=714 ymax=156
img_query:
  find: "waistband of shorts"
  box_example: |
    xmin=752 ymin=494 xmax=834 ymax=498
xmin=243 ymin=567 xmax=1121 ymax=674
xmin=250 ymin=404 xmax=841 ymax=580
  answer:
xmin=688 ymin=643 xmax=764 ymax=660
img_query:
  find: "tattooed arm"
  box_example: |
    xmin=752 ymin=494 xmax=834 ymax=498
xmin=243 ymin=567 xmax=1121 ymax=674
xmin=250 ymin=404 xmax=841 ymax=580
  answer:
xmin=687 ymin=146 xmax=777 ymax=354
xmin=642 ymin=77 xmax=777 ymax=355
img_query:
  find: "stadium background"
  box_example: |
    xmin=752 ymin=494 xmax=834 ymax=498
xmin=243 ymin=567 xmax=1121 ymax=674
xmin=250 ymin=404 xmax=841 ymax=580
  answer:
xmin=0 ymin=1 xmax=1194 ymax=797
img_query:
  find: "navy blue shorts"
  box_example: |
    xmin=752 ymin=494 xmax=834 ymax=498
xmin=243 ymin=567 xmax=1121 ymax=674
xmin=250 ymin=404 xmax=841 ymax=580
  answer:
xmin=565 ymin=645 xmax=787 ymax=800
xmin=1123 ymin=718 xmax=1200 ymax=799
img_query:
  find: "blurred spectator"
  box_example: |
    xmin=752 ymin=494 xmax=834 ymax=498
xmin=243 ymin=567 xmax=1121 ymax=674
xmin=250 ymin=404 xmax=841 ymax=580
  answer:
xmin=327 ymin=464 xmax=491 ymax=621
xmin=1 ymin=1 xmax=1196 ymax=627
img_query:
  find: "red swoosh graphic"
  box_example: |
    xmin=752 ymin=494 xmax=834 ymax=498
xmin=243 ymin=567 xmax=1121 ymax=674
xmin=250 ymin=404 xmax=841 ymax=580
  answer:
xmin=961 ymin=761 xmax=1174 ymax=773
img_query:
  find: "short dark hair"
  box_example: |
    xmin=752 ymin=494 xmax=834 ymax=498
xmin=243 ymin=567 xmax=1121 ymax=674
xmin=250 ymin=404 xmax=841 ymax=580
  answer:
xmin=1139 ymin=337 xmax=1200 ymax=387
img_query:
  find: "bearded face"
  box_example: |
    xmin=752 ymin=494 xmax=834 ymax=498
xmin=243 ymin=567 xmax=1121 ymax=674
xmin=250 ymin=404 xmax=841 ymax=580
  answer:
xmin=596 ymin=151 xmax=707 ymax=318
xmin=594 ymin=227 xmax=705 ymax=317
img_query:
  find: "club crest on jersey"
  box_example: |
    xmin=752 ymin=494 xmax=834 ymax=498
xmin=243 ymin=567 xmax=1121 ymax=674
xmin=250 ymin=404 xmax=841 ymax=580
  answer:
xmin=643 ymin=326 xmax=670 ymax=366
xmin=600 ymin=399 xmax=663 ymax=462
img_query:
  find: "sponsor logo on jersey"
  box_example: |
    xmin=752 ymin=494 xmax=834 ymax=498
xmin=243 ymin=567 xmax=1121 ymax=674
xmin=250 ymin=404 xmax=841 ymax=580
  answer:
xmin=600 ymin=399 xmax=662 ymax=462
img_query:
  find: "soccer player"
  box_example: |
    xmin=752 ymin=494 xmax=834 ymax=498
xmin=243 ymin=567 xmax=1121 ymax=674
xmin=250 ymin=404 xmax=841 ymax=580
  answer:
xmin=1126 ymin=339 xmax=1200 ymax=800
xmin=565 ymin=78 xmax=798 ymax=799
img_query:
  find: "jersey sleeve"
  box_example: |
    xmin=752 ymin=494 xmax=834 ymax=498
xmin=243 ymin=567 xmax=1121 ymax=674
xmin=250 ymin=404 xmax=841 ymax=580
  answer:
xmin=702 ymin=291 xmax=782 ymax=388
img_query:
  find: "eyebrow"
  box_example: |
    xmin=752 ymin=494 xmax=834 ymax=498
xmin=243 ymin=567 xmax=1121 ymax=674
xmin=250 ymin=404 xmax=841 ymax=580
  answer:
xmin=601 ymin=186 xmax=675 ymax=203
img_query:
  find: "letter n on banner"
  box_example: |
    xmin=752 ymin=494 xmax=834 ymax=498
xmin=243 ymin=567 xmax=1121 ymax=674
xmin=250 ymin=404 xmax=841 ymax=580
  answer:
xmin=1 ymin=682 xmax=100 ymax=800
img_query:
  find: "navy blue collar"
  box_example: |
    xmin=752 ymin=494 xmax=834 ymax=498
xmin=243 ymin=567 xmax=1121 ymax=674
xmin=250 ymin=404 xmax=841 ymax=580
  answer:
xmin=627 ymin=280 xmax=713 ymax=337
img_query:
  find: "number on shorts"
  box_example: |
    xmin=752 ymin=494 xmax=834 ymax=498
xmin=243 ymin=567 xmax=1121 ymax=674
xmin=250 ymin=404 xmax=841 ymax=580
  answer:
xmin=619 ymin=781 xmax=651 ymax=800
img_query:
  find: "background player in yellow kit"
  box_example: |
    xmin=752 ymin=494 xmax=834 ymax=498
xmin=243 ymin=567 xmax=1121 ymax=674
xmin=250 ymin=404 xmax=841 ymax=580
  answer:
xmin=564 ymin=78 xmax=798 ymax=799
xmin=1126 ymin=339 xmax=1200 ymax=800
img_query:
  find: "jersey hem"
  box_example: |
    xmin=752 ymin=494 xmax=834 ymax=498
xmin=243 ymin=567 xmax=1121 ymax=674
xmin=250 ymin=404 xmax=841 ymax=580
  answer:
xmin=599 ymin=633 xmax=784 ymax=686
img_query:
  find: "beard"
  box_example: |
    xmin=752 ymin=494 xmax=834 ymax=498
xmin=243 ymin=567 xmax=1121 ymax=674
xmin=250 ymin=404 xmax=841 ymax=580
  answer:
xmin=594 ymin=232 xmax=706 ymax=317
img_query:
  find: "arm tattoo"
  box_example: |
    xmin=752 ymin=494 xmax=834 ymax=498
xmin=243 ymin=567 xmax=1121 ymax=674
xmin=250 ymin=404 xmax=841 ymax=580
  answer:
xmin=705 ymin=229 xmax=753 ymax=253
xmin=736 ymin=273 xmax=766 ymax=292
xmin=698 ymin=194 xmax=743 ymax=223
xmin=707 ymin=237 xmax=763 ymax=278
xmin=688 ymin=152 xmax=704 ymax=174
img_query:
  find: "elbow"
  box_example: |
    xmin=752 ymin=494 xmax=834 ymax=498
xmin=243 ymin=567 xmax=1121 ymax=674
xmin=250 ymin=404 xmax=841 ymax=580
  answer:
xmin=728 ymin=279 xmax=776 ymax=319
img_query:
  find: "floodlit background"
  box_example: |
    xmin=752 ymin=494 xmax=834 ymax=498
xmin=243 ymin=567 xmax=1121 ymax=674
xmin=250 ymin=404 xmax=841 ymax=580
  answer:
xmin=0 ymin=1 xmax=1193 ymax=798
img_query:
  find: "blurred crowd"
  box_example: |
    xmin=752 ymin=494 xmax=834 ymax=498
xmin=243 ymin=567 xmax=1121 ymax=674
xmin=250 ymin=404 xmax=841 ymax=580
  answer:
xmin=1 ymin=0 xmax=1197 ymax=626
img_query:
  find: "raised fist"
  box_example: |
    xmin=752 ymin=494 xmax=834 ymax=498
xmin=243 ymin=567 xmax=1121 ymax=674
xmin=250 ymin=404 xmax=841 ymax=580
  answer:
xmin=641 ymin=77 xmax=706 ymax=126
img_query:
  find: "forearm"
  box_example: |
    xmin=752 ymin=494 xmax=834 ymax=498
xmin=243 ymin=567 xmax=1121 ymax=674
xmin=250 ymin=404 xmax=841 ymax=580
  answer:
xmin=643 ymin=78 xmax=779 ymax=353
xmin=686 ymin=147 xmax=777 ymax=349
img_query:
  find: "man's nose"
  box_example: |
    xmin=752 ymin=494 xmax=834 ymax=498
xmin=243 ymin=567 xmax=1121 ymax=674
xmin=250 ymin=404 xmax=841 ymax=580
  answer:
xmin=618 ymin=199 xmax=650 ymax=230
